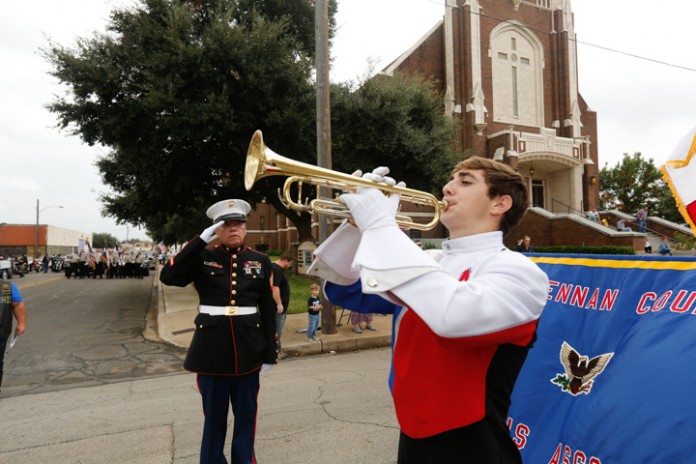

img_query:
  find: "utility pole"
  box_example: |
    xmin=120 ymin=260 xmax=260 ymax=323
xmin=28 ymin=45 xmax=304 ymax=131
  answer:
xmin=315 ymin=0 xmax=336 ymax=334
xmin=35 ymin=199 xmax=63 ymax=260
xmin=35 ymin=199 xmax=39 ymax=260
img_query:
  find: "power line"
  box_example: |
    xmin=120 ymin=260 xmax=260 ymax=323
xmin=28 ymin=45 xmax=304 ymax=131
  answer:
xmin=573 ymin=39 xmax=696 ymax=73
xmin=422 ymin=0 xmax=696 ymax=73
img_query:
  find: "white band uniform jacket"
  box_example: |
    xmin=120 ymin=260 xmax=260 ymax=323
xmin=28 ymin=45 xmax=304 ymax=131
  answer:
xmin=160 ymin=237 xmax=277 ymax=375
xmin=317 ymin=227 xmax=549 ymax=441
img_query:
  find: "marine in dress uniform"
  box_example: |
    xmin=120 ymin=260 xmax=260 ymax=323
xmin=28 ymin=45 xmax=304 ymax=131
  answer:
xmin=160 ymin=199 xmax=277 ymax=464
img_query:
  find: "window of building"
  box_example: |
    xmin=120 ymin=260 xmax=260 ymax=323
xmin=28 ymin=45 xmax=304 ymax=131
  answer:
xmin=527 ymin=0 xmax=551 ymax=9
xmin=531 ymin=179 xmax=545 ymax=209
xmin=491 ymin=26 xmax=543 ymax=127
xmin=511 ymin=65 xmax=519 ymax=117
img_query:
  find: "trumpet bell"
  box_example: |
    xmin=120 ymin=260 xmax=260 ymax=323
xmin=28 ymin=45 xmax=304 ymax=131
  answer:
xmin=244 ymin=130 xmax=266 ymax=191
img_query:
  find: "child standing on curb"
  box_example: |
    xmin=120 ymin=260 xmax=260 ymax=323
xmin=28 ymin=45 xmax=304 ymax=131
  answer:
xmin=307 ymin=284 xmax=322 ymax=342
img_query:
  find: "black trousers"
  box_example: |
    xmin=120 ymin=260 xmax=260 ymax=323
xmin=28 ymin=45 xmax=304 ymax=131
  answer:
xmin=397 ymin=419 xmax=522 ymax=464
xmin=0 ymin=307 xmax=11 ymax=389
xmin=197 ymin=371 xmax=260 ymax=464
xmin=0 ymin=335 xmax=7 ymax=388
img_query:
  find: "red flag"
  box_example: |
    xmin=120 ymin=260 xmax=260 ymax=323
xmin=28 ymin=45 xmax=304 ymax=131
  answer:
xmin=661 ymin=126 xmax=696 ymax=236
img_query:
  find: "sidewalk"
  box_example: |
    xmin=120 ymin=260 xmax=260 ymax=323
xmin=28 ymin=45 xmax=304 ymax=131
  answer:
xmin=152 ymin=266 xmax=392 ymax=357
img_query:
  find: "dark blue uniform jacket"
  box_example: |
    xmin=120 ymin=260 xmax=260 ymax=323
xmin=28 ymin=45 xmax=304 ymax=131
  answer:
xmin=160 ymin=237 xmax=277 ymax=375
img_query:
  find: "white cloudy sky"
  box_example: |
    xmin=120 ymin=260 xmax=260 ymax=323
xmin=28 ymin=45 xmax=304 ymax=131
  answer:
xmin=1 ymin=0 xmax=694 ymax=241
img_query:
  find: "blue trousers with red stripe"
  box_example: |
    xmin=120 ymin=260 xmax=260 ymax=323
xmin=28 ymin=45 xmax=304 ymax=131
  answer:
xmin=197 ymin=371 xmax=260 ymax=464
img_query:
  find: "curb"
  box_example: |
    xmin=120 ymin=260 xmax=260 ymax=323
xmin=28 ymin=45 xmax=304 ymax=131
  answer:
xmin=283 ymin=333 xmax=392 ymax=357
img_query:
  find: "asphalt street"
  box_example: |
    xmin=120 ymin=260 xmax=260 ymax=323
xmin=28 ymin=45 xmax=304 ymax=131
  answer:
xmin=1 ymin=348 xmax=398 ymax=463
xmin=2 ymin=271 xmax=185 ymax=397
xmin=0 ymin=271 xmax=399 ymax=463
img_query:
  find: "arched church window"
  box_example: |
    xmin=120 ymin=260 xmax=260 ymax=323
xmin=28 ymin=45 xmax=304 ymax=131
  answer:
xmin=491 ymin=25 xmax=543 ymax=127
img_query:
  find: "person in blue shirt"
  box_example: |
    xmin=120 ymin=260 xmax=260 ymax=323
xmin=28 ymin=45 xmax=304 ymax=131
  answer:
xmin=658 ymin=236 xmax=673 ymax=256
xmin=1 ymin=278 xmax=27 ymax=392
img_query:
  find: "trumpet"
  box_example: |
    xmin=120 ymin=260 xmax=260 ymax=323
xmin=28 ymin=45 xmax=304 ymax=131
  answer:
xmin=244 ymin=130 xmax=447 ymax=231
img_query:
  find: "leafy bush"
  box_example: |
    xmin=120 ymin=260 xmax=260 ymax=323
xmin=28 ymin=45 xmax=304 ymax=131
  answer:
xmin=672 ymin=232 xmax=696 ymax=251
xmin=532 ymin=245 xmax=635 ymax=255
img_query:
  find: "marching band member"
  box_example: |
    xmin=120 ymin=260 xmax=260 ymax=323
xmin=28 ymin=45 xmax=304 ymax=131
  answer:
xmin=309 ymin=157 xmax=549 ymax=463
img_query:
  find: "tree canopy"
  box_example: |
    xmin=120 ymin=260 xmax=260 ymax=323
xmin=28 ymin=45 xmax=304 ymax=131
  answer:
xmin=331 ymin=74 xmax=457 ymax=193
xmin=45 ymin=0 xmax=320 ymax=243
xmin=599 ymin=152 xmax=680 ymax=222
xmin=92 ymin=232 xmax=120 ymax=249
xmin=44 ymin=0 xmax=456 ymax=244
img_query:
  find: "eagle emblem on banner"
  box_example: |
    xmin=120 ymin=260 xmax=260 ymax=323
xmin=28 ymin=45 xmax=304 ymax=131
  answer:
xmin=551 ymin=341 xmax=614 ymax=396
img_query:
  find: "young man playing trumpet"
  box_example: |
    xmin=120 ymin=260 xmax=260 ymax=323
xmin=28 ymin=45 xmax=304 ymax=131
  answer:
xmin=309 ymin=157 xmax=548 ymax=463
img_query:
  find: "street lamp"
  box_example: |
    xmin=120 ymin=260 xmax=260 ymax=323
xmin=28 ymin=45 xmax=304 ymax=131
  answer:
xmin=35 ymin=199 xmax=64 ymax=260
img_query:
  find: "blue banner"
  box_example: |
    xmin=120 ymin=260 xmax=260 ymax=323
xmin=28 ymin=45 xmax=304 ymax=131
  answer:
xmin=508 ymin=254 xmax=696 ymax=464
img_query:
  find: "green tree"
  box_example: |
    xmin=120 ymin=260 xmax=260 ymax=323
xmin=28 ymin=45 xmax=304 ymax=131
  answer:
xmin=44 ymin=0 xmax=455 ymax=244
xmin=235 ymin=0 xmax=337 ymax=58
xmin=246 ymin=74 xmax=458 ymax=240
xmin=331 ymin=73 xmax=458 ymax=194
xmin=599 ymin=153 xmax=663 ymax=214
xmin=654 ymin=180 xmax=684 ymax=224
xmin=45 ymin=0 xmax=321 ymax=244
xmin=92 ymin=232 xmax=120 ymax=249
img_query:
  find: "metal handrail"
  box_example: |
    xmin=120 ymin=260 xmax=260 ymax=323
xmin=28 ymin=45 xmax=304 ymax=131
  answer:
xmin=550 ymin=198 xmax=586 ymax=216
xmin=608 ymin=216 xmax=681 ymax=246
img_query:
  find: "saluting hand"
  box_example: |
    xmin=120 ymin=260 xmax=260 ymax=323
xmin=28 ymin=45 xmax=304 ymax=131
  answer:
xmin=200 ymin=220 xmax=225 ymax=243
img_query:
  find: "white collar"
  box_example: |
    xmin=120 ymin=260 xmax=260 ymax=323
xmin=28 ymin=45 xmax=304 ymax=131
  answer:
xmin=441 ymin=231 xmax=504 ymax=254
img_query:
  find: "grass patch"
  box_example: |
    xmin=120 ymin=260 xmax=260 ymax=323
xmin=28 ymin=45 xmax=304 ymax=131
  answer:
xmin=284 ymin=271 xmax=321 ymax=315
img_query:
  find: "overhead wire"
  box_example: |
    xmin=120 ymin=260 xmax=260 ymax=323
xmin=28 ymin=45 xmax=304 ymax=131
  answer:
xmin=421 ymin=0 xmax=696 ymax=73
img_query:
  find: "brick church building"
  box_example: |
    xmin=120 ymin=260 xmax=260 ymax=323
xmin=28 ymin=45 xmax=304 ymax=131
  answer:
xmin=385 ymin=0 xmax=599 ymax=212
xmin=245 ymin=0 xmax=601 ymax=253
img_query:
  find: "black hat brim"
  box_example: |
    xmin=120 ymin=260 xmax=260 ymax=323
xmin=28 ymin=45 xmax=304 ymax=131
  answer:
xmin=216 ymin=213 xmax=247 ymax=223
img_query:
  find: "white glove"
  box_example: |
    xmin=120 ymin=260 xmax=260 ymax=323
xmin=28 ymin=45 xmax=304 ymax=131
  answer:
xmin=340 ymin=167 xmax=403 ymax=232
xmin=350 ymin=167 xmax=399 ymax=187
xmin=200 ymin=220 xmax=224 ymax=243
xmin=261 ymin=363 xmax=274 ymax=373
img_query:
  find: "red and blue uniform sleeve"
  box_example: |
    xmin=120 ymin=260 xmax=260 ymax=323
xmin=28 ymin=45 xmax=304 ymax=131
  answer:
xmin=325 ymin=280 xmax=398 ymax=315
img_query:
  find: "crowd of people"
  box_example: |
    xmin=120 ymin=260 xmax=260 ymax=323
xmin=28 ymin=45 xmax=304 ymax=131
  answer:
xmin=586 ymin=206 xmax=651 ymax=233
xmin=61 ymin=249 xmax=154 ymax=279
xmin=1 ymin=249 xmax=162 ymax=279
